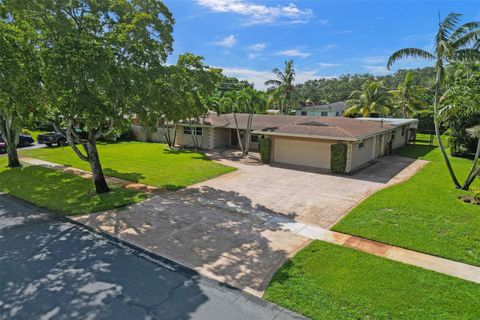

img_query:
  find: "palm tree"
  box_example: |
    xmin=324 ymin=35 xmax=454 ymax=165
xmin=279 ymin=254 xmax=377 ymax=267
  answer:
xmin=220 ymin=91 xmax=244 ymax=153
xmin=237 ymin=87 xmax=266 ymax=154
xmin=387 ymin=12 xmax=480 ymax=188
xmin=343 ymin=81 xmax=392 ymax=117
xmin=389 ymin=71 xmax=429 ymax=118
xmin=265 ymin=60 xmax=296 ymax=115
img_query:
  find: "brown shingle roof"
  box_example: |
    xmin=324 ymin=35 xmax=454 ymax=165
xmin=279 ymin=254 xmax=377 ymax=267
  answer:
xmin=205 ymin=114 xmax=397 ymax=141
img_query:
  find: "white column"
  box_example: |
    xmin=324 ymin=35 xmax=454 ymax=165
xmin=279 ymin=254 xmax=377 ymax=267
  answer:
xmin=346 ymin=143 xmax=353 ymax=173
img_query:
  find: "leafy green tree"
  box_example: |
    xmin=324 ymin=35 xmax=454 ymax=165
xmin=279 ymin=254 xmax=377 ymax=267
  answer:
xmin=265 ymin=60 xmax=296 ymax=115
xmin=0 ymin=4 xmax=41 ymax=168
xmin=389 ymin=71 xmax=429 ymax=118
xmin=439 ymin=62 xmax=480 ymax=190
xmin=387 ymin=12 xmax=480 ymax=189
xmin=174 ymin=54 xmax=222 ymax=149
xmin=343 ymin=81 xmax=392 ymax=117
xmin=19 ymin=0 xmax=174 ymax=193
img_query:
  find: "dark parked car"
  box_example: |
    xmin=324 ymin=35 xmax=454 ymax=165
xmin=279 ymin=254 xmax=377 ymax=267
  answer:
xmin=0 ymin=142 xmax=5 ymax=153
xmin=0 ymin=133 xmax=34 ymax=147
xmin=37 ymin=132 xmax=67 ymax=147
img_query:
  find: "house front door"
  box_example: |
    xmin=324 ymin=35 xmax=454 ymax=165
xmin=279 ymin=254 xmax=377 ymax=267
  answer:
xmin=230 ymin=129 xmax=238 ymax=146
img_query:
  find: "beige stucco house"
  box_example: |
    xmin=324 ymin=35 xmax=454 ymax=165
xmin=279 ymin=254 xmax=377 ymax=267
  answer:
xmin=133 ymin=114 xmax=417 ymax=173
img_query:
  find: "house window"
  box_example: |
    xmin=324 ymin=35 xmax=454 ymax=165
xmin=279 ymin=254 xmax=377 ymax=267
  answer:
xmin=401 ymin=127 xmax=405 ymax=136
xmin=320 ymin=111 xmax=328 ymax=117
xmin=336 ymin=112 xmax=340 ymax=116
xmin=301 ymin=111 xmax=307 ymax=116
xmin=358 ymin=142 xmax=365 ymax=149
xmin=183 ymin=126 xmax=203 ymax=136
xmin=250 ymin=134 xmax=260 ymax=143
xmin=391 ymin=132 xmax=396 ymax=140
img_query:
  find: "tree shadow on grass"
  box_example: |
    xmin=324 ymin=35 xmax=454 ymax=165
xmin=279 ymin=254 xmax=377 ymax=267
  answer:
xmin=0 ymin=166 xmax=144 ymax=215
xmin=162 ymin=148 xmax=212 ymax=161
xmin=397 ymin=144 xmax=437 ymax=159
xmin=0 ymin=194 xmax=212 ymax=320
xmin=74 ymin=186 xmax=306 ymax=295
xmin=103 ymin=168 xmax=145 ymax=184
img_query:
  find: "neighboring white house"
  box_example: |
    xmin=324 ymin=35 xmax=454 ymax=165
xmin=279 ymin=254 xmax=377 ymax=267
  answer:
xmin=296 ymin=101 xmax=346 ymax=117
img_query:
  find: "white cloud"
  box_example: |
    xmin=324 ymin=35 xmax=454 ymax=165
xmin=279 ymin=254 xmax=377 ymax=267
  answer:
xmin=358 ymin=56 xmax=387 ymax=65
xmin=358 ymin=55 xmax=430 ymax=75
xmin=362 ymin=65 xmax=390 ymax=75
xmin=317 ymin=62 xmax=341 ymax=68
xmin=276 ymin=49 xmax=311 ymax=58
xmin=245 ymin=43 xmax=267 ymax=59
xmin=197 ymin=0 xmax=314 ymax=25
xmin=321 ymin=44 xmax=337 ymax=51
xmin=213 ymin=35 xmax=237 ymax=48
xmin=218 ymin=66 xmax=325 ymax=89
xmin=247 ymin=43 xmax=267 ymax=51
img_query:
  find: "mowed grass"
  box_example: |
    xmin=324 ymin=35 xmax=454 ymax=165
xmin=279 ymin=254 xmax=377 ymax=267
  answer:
xmin=333 ymin=134 xmax=480 ymax=266
xmin=21 ymin=142 xmax=236 ymax=190
xmin=0 ymin=158 xmax=146 ymax=215
xmin=264 ymin=241 xmax=480 ymax=320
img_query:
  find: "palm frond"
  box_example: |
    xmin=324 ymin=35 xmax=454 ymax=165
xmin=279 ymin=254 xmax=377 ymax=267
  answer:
xmin=387 ymin=48 xmax=434 ymax=69
xmin=440 ymin=12 xmax=462 ymax=34
xmin=343 ymin=105 xmax=359 ymax=116
xmin=452 ymin=29 xmax=480 ymax=49
xmin=453 ymin=48 xmax=480 ymax=62
xmin=450 ymin=21 xmax=480 ymax=41
xmin=264 ymin=79 xmax=281 ymax=87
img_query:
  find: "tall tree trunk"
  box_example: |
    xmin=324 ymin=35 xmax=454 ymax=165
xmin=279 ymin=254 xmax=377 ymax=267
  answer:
xmin=84 ymin=138 xmax=110 ymax=194
xmin=462 ymin=139 xmax=480 ymax=190
xmin=162 ymin=122 xmax=173 ymax=148
xmin=5 ymin=141 xmax=21 ymax=168
xmin=172 ymin=123 xmax=177 ymax=148
xmin=0 ymin=116 xmax=21 ymax=168
xmin=244 ymin=113 xmax=253 ymax=155
xmin=433 ymin=68 xmax=461 ymax=188
xmin=233 ymin=112 xmax=244 ymax=153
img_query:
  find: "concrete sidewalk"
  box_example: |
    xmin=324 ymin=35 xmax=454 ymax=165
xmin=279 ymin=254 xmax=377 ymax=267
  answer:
xmin=20 ymin=157 xmax=164 ymax=194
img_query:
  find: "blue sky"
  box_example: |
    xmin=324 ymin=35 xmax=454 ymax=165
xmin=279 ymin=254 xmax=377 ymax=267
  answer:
xmin=164 ymin=0 xmax=480 ymax=89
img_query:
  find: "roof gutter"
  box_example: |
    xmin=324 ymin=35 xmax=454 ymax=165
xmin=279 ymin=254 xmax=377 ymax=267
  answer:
xmin=252 ymin=130 xmax=358 ymax=142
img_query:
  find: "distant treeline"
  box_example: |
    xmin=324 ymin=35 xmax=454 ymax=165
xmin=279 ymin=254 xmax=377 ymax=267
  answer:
xmin=296 ymin=67 xmax=436 ymax=105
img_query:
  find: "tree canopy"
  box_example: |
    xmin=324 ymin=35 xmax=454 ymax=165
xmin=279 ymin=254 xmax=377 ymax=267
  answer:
xmin=0 ymin=3 xmax=42 ymax=167
xmin=12 ymin=0 xmax=175 ymax=193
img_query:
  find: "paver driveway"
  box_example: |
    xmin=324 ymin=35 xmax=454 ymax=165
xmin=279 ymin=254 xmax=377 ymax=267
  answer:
xmin=199 ymin=153 xmax=427 ymax=228
xmin=72 ymin=154 xmax=426 ymax=296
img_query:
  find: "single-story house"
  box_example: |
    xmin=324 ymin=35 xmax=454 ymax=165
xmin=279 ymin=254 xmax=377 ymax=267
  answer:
xmin=172 ymin=114 xmax=417 ymax=173
xmin=296 ymin=101 xmax=346 ymax=117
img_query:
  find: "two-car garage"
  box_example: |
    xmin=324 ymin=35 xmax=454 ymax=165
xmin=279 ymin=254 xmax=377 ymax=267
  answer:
xmin=272 ymin=136 xmax=334 ymax=170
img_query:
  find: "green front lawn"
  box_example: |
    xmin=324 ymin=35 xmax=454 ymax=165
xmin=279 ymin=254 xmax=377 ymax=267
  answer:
xmin=333 ymin=134 xmax=480 ymax=266
xmin=0 ymin=158 xmax=146 ymax=214
xmin=265 ymin=241 xmax=480 ymax=320
xmin=21 ymin=142 xmax=235 ymax=190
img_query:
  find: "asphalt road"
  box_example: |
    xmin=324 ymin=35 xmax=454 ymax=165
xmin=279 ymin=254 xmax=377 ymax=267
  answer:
xmin=0 ymin=194 xmax=304 ymax=320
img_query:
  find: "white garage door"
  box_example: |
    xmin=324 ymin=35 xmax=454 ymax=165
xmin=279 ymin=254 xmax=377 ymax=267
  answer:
xmin=273 ymin=138 xmax=332 ymax=169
